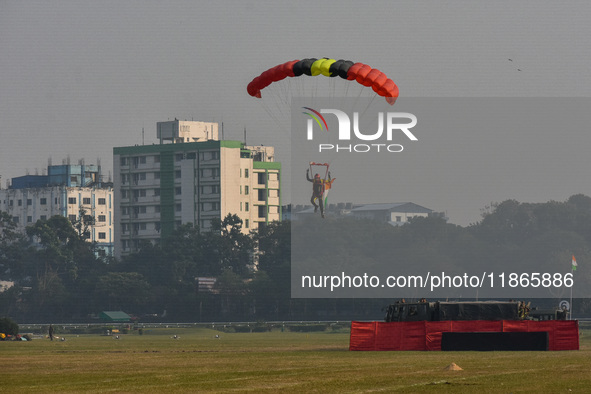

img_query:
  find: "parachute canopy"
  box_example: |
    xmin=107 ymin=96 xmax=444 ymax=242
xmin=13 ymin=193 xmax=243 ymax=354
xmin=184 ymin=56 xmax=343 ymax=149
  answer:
xmin=247 ymin=58 xmax=399 ymax=105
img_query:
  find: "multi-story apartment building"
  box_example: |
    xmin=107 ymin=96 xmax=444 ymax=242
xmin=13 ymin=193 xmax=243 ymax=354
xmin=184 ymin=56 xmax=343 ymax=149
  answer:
xmin=0 ymin=163 xmax=114 ymax=257
xmin=113 ymin=120 xmax=281 ymax=257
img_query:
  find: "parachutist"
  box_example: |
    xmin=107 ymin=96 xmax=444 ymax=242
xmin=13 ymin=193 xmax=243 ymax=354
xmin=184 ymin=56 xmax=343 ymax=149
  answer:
xmin=307 ymin=170 xmax=325 ymax=217
xmin=306 ymin=166 xmax=335 ymax=219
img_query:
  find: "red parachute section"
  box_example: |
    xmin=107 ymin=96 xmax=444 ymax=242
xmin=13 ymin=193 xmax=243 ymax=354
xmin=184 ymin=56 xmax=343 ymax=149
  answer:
xmin=247 ymin=58 xmax=398 ymax=105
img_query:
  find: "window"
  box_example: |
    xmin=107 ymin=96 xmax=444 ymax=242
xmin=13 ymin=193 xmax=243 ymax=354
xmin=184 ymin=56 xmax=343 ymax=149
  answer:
xmin=68 ymin=197 xmax=76 ymax=204
xmin=155 ymin=222 xmax=161 ymax=232
xmin=258 ymin=189 xmax=266 ymax=202
xmin=245 ymin=219 xmax=249 ymax=229
xmin=154 ymin=205 xmax=161 ymax=213
xmin=27 ymin=199 xmax=32 ymax=206
xmin=121 ymin=190 xmax=128 ymax=199
xmin=258 ymin=172 xmax=266 ymax=185
xmin=258 ymin=206 xmax=266 ymax=218
xmin=154 ymin=171 xmax=160 ymax=180
xmin=175 ymin=187 xmax=182 ymax=195
xmin=201 ymin=185 xmax=219 ymax=195
xmin=40 ymin=215 xmax=47 ymax=221
xmin=245 ymin=186 xmax=249 ymax=195
xmin=176 ymin=204 xmax=182 ymax=212
xmin=154 ymin=188 xmax=160 ymax=197
xmin=98 ymin=198 xmax=106 ymax=205
xmin=83 ymin=197 xmax=91 ymax=205
xmin=40 ymin=198 xmax=47 ymax=205
xmin=133 ymin=189 xmax=146 ymax=198
xmin=175 ymin=154 xmax=184 ymax=161
xmin=120 ymin=157 xmax=128 ymax=166
xmin=68 ymin=214 xmax=77 ymax=222
xmin=98 ymin=232 xmax=106 ymax=239
xmin=12 ymin=217 xmax=19 ymax=223
xmin=27 ymin=216 xmax=32 ymax=223
xmin=98 ymin=215 xmax=106 ymax=222
xmin=200 ymin=168 xmax=216 ymax=178
xmin=245 ymin=202 xmax=249 ymax=212
xmin=203 ymin=151 xmax=219 ymax=161
xmin=132 ymin=173 xmax=146 ymax=183
xmin=18 ymin=199 xmax=22 ymax=206
xmin=245 ymin=169 xmax=249 ymax=178
xmin=175 ymin=170 xmax=181 ymax=179
xmin=396 ymin=216 xmax=402 ymax=222
xmin=139 ymin=156 xmax=146 ymax=164
xmin=154 ymin=155 xmax=160 ymax=163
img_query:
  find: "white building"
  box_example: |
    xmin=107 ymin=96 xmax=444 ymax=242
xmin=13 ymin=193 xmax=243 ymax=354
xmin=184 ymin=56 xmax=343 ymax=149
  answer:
xmin=113 ymin=120 xmax=281 ymax=257
xmin=0 ymin=164 xmax=114 ymax=257
xmin=349 ymin=202 xmax=435 ymax=225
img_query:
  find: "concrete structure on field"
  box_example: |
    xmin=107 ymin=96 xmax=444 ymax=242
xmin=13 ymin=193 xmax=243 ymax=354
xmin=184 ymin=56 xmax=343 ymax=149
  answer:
xmin=113 ymin=120 xmax=281 ymax=257
xmin=0 ymin=162 xmax=114 ymax=257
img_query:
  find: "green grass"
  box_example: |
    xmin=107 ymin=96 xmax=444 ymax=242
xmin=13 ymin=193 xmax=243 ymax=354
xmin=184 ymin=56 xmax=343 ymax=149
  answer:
xmin=1 ymin=326 xmax=591 ymax=393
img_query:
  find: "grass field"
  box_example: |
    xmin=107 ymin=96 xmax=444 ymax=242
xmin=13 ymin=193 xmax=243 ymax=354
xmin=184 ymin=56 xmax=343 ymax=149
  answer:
xmin=1 ymin=324 xmax=591 ymax=393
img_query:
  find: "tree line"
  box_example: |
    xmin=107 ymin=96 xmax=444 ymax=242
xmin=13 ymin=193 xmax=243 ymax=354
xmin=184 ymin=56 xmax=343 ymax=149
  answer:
xmin=1 ymin=194 xmax=591 ymax=323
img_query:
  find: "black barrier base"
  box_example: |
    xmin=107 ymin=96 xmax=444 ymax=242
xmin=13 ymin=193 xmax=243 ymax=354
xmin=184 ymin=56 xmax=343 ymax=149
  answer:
xmin=441 ymin=331 xmax=549 ymax=351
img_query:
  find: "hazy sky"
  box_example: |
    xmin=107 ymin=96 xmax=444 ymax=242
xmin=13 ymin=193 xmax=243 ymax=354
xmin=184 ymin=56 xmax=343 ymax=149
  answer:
xmin=1 ymin=1 xmax=590 ymax=226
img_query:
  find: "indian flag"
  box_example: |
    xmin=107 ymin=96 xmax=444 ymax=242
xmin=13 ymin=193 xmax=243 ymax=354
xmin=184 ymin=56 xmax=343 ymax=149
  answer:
xmin=572 ymin=255 xmax=578 ymax=271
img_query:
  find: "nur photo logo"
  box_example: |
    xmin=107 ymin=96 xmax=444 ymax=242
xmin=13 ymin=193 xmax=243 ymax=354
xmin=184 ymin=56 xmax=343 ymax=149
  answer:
xmin=302 ymin=106 xmax=418 ymax=153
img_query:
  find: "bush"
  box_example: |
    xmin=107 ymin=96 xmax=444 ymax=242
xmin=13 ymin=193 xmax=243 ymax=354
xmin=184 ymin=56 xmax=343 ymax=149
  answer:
xmin=0 ymin=317 xmax=19 ymax=336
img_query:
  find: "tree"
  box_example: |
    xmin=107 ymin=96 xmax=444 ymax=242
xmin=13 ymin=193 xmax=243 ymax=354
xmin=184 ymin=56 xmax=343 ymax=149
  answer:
xmin=203 ymin=214 xmax=254 ymax=276
xmin=72 ymin=208 xmax=96 ymax=240
xmin=95 ymin=272 xmax=150 ymax=311
xmin=0 ymin=211 xmax=28 ymax=281
xmin=251 ymin=221 xmax=291 ymax=318
xmin=215 ymin=268 xmax=248 ymax=319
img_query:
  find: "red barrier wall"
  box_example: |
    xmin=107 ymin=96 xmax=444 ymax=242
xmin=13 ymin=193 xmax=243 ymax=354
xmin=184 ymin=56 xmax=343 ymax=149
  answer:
xmin=350 ymin=320 xmax=579 ymax=351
